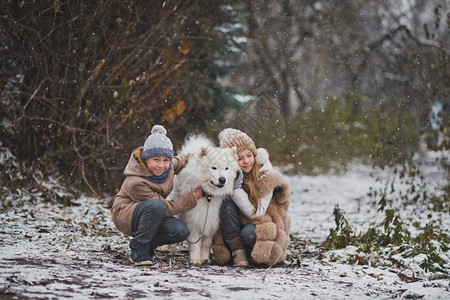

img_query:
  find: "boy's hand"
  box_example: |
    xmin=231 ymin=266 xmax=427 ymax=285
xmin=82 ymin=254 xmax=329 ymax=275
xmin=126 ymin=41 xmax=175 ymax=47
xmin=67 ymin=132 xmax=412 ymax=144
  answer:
xmin=192 ymin=187 xmax=203 ymax=199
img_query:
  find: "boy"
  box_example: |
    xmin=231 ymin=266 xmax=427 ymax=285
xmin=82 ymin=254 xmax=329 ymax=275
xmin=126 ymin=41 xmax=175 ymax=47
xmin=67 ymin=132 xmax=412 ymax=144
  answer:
xmin=111 ymin=125 xmax=202 ymax=265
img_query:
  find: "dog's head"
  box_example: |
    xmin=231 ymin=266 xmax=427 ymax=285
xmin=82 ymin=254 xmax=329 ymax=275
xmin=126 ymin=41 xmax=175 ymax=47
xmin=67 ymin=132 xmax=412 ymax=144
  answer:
xmin=198 ymin=146 xmax=240 ymax=196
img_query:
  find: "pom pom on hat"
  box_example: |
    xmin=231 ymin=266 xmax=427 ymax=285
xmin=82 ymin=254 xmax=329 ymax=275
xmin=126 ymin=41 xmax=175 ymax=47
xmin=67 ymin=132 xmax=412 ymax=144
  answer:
xmin=151 ymin=125 xmax=167 ymax=135
xmin=141 ymin=125 xmax=173 ymax=161
xmin=219 ymin=128 xmax=257 ymax=155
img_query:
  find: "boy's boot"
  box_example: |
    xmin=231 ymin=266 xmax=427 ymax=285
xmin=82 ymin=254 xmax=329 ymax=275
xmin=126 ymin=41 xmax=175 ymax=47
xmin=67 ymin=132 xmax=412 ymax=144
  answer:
xmin=130 ymin=250 xmax=153 ymax=266
xmin=226 ymin=236 xmax=249 ymax=267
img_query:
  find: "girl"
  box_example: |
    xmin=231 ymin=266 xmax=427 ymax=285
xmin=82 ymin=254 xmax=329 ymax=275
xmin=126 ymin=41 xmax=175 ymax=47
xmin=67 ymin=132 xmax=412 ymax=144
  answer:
xmin=212 ymin=128 xmax=291 ymax=267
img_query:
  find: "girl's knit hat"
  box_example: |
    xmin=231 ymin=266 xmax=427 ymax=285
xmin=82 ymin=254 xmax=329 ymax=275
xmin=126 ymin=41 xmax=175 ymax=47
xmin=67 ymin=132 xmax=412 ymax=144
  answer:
xmin=218 ymin=128 xmax=257 ymax=155
xmin=141 ymin=125 xmax=173 ymax=161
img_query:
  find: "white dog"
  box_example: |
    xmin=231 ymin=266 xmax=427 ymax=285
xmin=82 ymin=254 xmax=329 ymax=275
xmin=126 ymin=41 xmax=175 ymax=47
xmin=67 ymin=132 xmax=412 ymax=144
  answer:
xmin=168 ymin=135 xmax=240 ymax=265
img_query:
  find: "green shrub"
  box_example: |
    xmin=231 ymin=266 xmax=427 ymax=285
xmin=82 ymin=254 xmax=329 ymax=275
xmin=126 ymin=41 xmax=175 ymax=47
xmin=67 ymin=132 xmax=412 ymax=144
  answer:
xmin=246 ymin=91 xmax=421 ymax=174
xmin=325 ymin=205 xmax=356 ymax=249
xmin=324 ymin=195 xmax=450 ymax=279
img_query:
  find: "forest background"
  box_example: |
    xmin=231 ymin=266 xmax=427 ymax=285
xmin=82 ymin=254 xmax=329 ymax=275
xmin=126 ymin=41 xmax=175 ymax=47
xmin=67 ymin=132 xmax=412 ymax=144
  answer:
xmin=1 ymin=1 xmax=448 ymax=200
xmin=1 ymin=0 xmax=450 ymax=291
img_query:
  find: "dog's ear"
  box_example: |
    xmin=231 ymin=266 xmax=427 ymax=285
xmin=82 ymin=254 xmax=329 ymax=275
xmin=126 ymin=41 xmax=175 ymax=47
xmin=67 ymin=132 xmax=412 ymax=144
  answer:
xmin=230 ymin=147 xmax=238 ymax=160
xmin=199 ymin=147 xmax=208 ymax=158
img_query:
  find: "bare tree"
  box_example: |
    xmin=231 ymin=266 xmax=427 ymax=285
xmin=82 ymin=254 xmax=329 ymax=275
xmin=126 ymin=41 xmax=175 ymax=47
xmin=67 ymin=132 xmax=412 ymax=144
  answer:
xmin=229 ymin=0 xmax=449 ymax=120
xmin=0 ymin=0 xmax=241 ymax=196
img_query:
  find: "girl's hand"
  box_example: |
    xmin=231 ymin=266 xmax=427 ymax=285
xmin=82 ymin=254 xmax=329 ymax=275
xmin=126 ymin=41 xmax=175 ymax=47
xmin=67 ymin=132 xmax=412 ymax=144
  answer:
xmin=233 ymin=170 xmax=244 ymax=190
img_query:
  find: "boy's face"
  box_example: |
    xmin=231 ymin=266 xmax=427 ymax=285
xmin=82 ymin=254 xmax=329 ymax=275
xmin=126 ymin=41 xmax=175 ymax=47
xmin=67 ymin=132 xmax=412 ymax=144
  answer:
xmin=237 ymin=149 xmax=255 ymax=174
xmin=146 ymin=156 xmax=171 ymax=176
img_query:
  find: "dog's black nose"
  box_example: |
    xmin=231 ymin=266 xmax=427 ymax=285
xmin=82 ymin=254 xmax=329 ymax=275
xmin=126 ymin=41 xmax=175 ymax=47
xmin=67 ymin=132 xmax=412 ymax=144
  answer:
xmin=219 ymin=177 xmax=226 ymax=184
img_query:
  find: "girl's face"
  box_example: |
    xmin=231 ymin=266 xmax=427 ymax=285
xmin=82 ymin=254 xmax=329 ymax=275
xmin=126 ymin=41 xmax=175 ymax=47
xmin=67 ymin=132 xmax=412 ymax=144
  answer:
xmin=146 ymin=155 xmax=171 ymax=176
xmin=237 ymin=149 xmax=255 ymax=174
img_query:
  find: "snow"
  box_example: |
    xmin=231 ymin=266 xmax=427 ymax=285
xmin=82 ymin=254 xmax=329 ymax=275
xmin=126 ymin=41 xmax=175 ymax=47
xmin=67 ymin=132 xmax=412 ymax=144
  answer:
xmin=1 ymin=153 xmax=449 ymax=299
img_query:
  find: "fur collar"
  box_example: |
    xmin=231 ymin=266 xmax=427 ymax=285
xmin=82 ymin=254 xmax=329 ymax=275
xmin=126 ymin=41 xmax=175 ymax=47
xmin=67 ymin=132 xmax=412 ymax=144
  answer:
xmin=254 ymin=148 xmax=287 ymax=204
xmin=133 ymin=147 xmax=147 ymax=167
xmin=123 ymin=147 xmax=153 ymax=177
xmin=256 ymin=148 xmax=272 ymax=171
xmin=254 ymin=167 xmax=290 ymax=210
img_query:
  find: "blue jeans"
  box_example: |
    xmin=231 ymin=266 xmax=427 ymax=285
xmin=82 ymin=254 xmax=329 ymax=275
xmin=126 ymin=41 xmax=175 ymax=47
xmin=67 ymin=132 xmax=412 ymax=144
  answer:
xmin=130 ymin=199 xmax=189 ymax=253
xmin=220 ymin=197 xmax=256 ymax=252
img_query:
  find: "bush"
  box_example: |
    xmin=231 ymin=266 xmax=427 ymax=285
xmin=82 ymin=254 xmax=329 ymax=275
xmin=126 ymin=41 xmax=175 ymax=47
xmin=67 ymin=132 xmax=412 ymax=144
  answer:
xmin=0 ymin=1 xmax=244 ymax=196
xmin=232 ymin=92 xmax=422 ymax=174
xmin=324 ymin=195 xmax=450 ymax=279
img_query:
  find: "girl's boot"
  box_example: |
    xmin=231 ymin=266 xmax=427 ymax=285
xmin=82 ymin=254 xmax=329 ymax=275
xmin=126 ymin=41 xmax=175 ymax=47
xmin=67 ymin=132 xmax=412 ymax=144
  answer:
xmin=227 ymin=236 xmax=249 ymax=267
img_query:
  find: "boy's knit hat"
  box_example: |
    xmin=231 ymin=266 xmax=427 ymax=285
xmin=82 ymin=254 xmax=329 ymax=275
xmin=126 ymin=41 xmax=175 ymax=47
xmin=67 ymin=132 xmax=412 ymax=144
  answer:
xmin=141 ymin=125 xmax=173 ymax=161
xmin=218 ymin=128 xmax=257 ymax=155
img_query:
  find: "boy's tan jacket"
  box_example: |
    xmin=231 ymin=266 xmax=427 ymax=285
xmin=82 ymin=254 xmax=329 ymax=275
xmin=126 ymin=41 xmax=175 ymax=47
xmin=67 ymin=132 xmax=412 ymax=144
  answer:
xmin=111 ymin=147 xmax=196 ymax=236
xmin=212 ymin=155 xmax=291 ymax=266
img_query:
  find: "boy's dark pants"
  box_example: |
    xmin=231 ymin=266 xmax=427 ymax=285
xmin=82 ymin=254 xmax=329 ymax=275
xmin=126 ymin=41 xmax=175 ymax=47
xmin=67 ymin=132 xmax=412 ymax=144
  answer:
xmin=130 ymin=199 xmax=189 ymax=254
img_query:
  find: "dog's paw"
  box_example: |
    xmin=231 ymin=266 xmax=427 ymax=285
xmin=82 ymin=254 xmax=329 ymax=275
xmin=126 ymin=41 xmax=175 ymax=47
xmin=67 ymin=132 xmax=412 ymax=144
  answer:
xmin=190 ymin=258 xmax=210 ymax=267
xmin=190 ymin=258 xmax=201 ymax=265
xmin=193 ymin=262 xmax=206 ymax=268
xmin=191 ymin=260 xmax=205 ymax=268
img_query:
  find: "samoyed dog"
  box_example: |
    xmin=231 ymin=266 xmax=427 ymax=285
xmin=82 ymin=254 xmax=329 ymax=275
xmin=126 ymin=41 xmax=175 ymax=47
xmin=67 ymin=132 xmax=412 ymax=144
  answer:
xmin=168 ymin=135 xmax=240 ymax=265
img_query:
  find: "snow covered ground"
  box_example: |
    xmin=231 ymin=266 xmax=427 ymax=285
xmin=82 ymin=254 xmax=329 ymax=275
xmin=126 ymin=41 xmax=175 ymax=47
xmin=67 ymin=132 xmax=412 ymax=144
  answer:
xmin=1 ymin=152 xmax=449 ymax=299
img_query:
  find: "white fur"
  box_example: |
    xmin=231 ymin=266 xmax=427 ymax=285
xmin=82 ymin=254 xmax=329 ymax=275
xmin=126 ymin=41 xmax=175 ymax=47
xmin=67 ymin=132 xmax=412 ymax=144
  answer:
xmin=169 ymin=135 xmax=240 ymax=265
